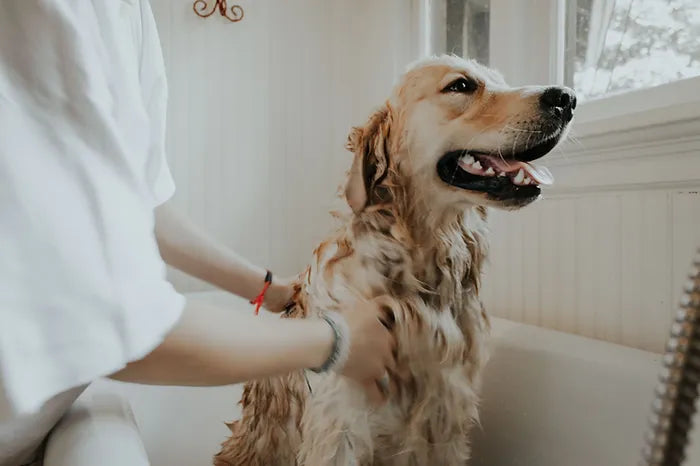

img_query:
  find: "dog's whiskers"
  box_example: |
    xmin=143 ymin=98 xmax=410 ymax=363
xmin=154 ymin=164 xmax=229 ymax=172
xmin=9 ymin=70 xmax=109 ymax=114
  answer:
xmin=511 ymin=128 xmax=519 ymax=158
xmin=503 ymin=124 xmax=543 ymax=134
xmin=567 ymin=133 xmax=583 ymax=147
xmin=496 ymin=139 xmax=505 ymax=163
xmin=448 ymin=149 xmax=466 ymax=185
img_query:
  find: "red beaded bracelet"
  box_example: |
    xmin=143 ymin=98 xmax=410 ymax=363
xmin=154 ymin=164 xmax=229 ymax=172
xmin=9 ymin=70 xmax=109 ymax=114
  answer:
xmin=250 ymin=270 xmax=272 ymax=315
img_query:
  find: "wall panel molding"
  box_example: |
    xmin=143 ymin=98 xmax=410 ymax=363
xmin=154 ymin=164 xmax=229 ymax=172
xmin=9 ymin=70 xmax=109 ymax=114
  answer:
xmin=483 ymin=115 xmax=700 ymax=352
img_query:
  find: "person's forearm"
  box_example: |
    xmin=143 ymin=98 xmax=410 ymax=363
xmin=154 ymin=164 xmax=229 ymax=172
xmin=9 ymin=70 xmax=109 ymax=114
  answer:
xmin=110 ymin=299 xmax=333 ymax=385
xmin=154 ymin=203 xmax=268 ymax=302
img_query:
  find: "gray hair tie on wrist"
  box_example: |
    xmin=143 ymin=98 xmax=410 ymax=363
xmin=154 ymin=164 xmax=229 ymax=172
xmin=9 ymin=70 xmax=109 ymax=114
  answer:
xmin=311 ymin=311 xmax=350 ymax=374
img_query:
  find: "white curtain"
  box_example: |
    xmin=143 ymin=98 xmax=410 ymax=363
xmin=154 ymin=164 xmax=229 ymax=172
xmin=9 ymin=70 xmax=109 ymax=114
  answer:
xmin=583 ymin=0 xmax=615 ymax=70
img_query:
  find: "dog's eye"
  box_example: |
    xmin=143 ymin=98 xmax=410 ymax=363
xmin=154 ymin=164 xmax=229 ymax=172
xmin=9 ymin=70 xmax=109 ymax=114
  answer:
xmin=443 ymin=77 xmax=479 ymax=94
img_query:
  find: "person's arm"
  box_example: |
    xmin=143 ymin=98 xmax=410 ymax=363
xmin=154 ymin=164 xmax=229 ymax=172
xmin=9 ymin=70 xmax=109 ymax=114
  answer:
xmin=154 ymin=203 xmax=292 ymax=311
xmin=110 ymin=299 xmax=332 ymax=385
xmin=110 ymin=298 xmax=396 ymax=402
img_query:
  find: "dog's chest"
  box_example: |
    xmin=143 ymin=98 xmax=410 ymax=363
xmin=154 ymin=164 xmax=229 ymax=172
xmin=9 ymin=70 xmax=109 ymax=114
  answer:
xmin=305 ymin=235 xmax=488 ymax=375
xmin=300 ymin=232 xmax=489 ymax=462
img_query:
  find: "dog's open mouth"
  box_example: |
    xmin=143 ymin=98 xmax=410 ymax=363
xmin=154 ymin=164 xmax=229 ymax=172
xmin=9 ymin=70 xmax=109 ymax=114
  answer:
xmin=437 ymin=140 xmax=556 ymax=201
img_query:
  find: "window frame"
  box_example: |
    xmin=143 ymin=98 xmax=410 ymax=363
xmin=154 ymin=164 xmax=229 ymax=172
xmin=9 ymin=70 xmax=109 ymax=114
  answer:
xmin=549 ymin=0 xmax=700 ymax=137
xmin=419 ymin=0 xmax=700 ymax=139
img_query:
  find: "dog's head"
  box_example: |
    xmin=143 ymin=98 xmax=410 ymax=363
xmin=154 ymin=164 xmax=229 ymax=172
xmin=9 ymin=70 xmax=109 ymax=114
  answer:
xmin=345 ymin=55 xmax=575 ymax=213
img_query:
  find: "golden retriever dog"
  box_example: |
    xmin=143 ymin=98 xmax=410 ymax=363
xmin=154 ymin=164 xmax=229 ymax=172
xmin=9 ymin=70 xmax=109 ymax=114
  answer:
xmin=214 ymin=55 xmax=575 ymax=465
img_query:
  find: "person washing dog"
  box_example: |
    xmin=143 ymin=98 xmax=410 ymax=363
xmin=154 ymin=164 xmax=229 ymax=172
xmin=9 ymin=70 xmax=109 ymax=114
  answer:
xmin=0 ymin=2 xmax=396 ymax=465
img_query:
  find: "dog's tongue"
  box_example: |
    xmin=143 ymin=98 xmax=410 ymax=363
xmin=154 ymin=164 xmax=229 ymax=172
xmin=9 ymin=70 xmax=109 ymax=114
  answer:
xmin=482 ymin=155 xmax=554 ymax=186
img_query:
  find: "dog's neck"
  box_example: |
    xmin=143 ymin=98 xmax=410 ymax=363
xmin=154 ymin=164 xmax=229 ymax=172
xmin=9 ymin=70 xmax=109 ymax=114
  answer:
xmin=350 ymin=192 xmax=489 ymax=312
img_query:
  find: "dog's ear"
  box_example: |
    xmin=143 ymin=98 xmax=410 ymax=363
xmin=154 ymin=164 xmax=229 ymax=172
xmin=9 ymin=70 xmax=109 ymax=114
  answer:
xmin=344 ymin=105 xmax=392 ymax=213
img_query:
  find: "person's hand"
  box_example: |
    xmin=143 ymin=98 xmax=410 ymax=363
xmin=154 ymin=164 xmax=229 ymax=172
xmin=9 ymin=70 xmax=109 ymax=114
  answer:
xmin=339 ymin=296 xmax=398 ymax=405
xmin=264 ymin=275 xmax=296 ymax=312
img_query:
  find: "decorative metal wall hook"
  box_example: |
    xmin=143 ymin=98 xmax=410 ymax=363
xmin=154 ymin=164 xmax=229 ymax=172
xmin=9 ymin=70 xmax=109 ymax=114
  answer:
xmin=192 ymin=0 xmax=244 ymax=23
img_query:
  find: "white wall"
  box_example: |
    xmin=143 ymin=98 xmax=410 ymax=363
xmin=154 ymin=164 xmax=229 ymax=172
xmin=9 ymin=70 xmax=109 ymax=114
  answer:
xmin=151 ymin=1 xmax=700 ymax=353
xmin=482 ymin=118 xmax=700 ymax=353
xmin=150 ymin=0 xmax=418 ymax=291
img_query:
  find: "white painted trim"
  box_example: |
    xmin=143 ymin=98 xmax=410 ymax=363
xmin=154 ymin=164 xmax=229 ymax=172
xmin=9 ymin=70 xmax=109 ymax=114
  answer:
xmin=420 ymin=0 xmax=431 ymax=57
xmin=411 ymin=0 xmax=430 ymax=59
xmin=556 ymin=119 xmax=700 ymax=164
xmin=544 ymin=180 xmax=700 ymax=196
xmin=549 ymin=0 xmax=567 ymax=85
xmin=546 ymin=116 xmax=700 ymax=195
xmin=574 ymin=76 xmax=700 ymax=137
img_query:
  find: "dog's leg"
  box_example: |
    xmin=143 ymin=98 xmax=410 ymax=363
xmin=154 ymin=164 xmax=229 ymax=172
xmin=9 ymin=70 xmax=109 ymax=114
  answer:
xmin=214 ymin=372 xmax=307 ymax=466
xmin=373 ymin=377 xmax=479 ymax=466
xmin=376 ymin=428 xmax=472 ymax=466
xmin=297 ymin=376 xmax=373 ymax=466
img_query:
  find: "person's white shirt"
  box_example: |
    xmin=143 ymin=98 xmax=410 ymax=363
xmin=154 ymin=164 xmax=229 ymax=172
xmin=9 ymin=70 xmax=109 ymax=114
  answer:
xmin=0 ymin=1 xmax=183 ymax=463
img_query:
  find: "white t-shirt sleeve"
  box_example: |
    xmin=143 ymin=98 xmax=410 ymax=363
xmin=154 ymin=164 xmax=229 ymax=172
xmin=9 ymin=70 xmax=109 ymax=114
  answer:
xmin=138 ymin=0 xmax=176 ymax=207
xmin=0 ymin=0 xmax=184 ymax=418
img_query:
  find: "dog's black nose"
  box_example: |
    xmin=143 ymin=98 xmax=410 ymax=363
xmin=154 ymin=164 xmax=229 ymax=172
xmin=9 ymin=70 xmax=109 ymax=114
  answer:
xmin=539 ymin=86 xmax=576 ymax=122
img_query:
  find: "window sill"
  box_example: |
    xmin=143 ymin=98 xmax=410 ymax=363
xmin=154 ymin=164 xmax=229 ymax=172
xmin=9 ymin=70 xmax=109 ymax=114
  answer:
xmin=571 ymin=76 xmax=700 ymax=139
xmin=550 ymin=76 xmax=700 ymax=172
xmin=546 ymin=94 xmax=700 ymax=195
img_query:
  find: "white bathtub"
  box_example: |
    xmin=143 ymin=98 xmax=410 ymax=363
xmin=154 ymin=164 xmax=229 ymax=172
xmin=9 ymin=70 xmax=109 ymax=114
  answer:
xmin=471 ymin=319 xmax=700 ymax=466
xmin=80 ymin=291 xmax=699 ymax=465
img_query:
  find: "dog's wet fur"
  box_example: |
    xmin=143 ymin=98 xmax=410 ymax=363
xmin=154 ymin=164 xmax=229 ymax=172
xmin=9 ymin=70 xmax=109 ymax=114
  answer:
xmin=214 ymin=55 xmax=574 ymax=465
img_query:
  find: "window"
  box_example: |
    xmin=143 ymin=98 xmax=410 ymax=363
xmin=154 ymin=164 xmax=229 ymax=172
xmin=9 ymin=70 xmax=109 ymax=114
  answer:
xmin=565 ymin=0 xmax=700 ymax=101
xmin=429 ymin=0 xmax=490 ymax=65
xmin=418 ymin=0 xmax=700 ymax=132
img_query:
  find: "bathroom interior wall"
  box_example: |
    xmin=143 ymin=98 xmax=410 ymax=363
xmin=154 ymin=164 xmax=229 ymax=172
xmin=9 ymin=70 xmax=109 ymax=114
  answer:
xmin=151 ymin=1 xmax=700 ymax=353
xmin=481 ymin=119 xmax=700 ymax=353
xmin=150 ymin=0 xmax=419 ymax=291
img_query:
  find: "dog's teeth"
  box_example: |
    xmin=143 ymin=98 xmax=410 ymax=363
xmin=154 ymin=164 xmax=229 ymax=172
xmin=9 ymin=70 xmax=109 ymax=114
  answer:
xmin=461 ymin=155 xmax=475 ymax=165
xmin=498 ymin=171 xmax=507 ymax=177
xmin=484 ymin=167 xmax=495 ymax=176
xmin=523 ymin=177 xmax=531 ymax=185
xmin=473 ymin=161 xmax=482 ymax=170
xmin=513 ymin=169 xmax=525 ymax=184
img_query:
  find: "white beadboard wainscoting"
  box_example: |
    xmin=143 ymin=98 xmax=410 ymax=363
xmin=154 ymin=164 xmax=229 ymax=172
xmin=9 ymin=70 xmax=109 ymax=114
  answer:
xmin=150 ymin=0 xmax=419 ymax=291
xmin=482 ymin=117 xmax=700 ymax=353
